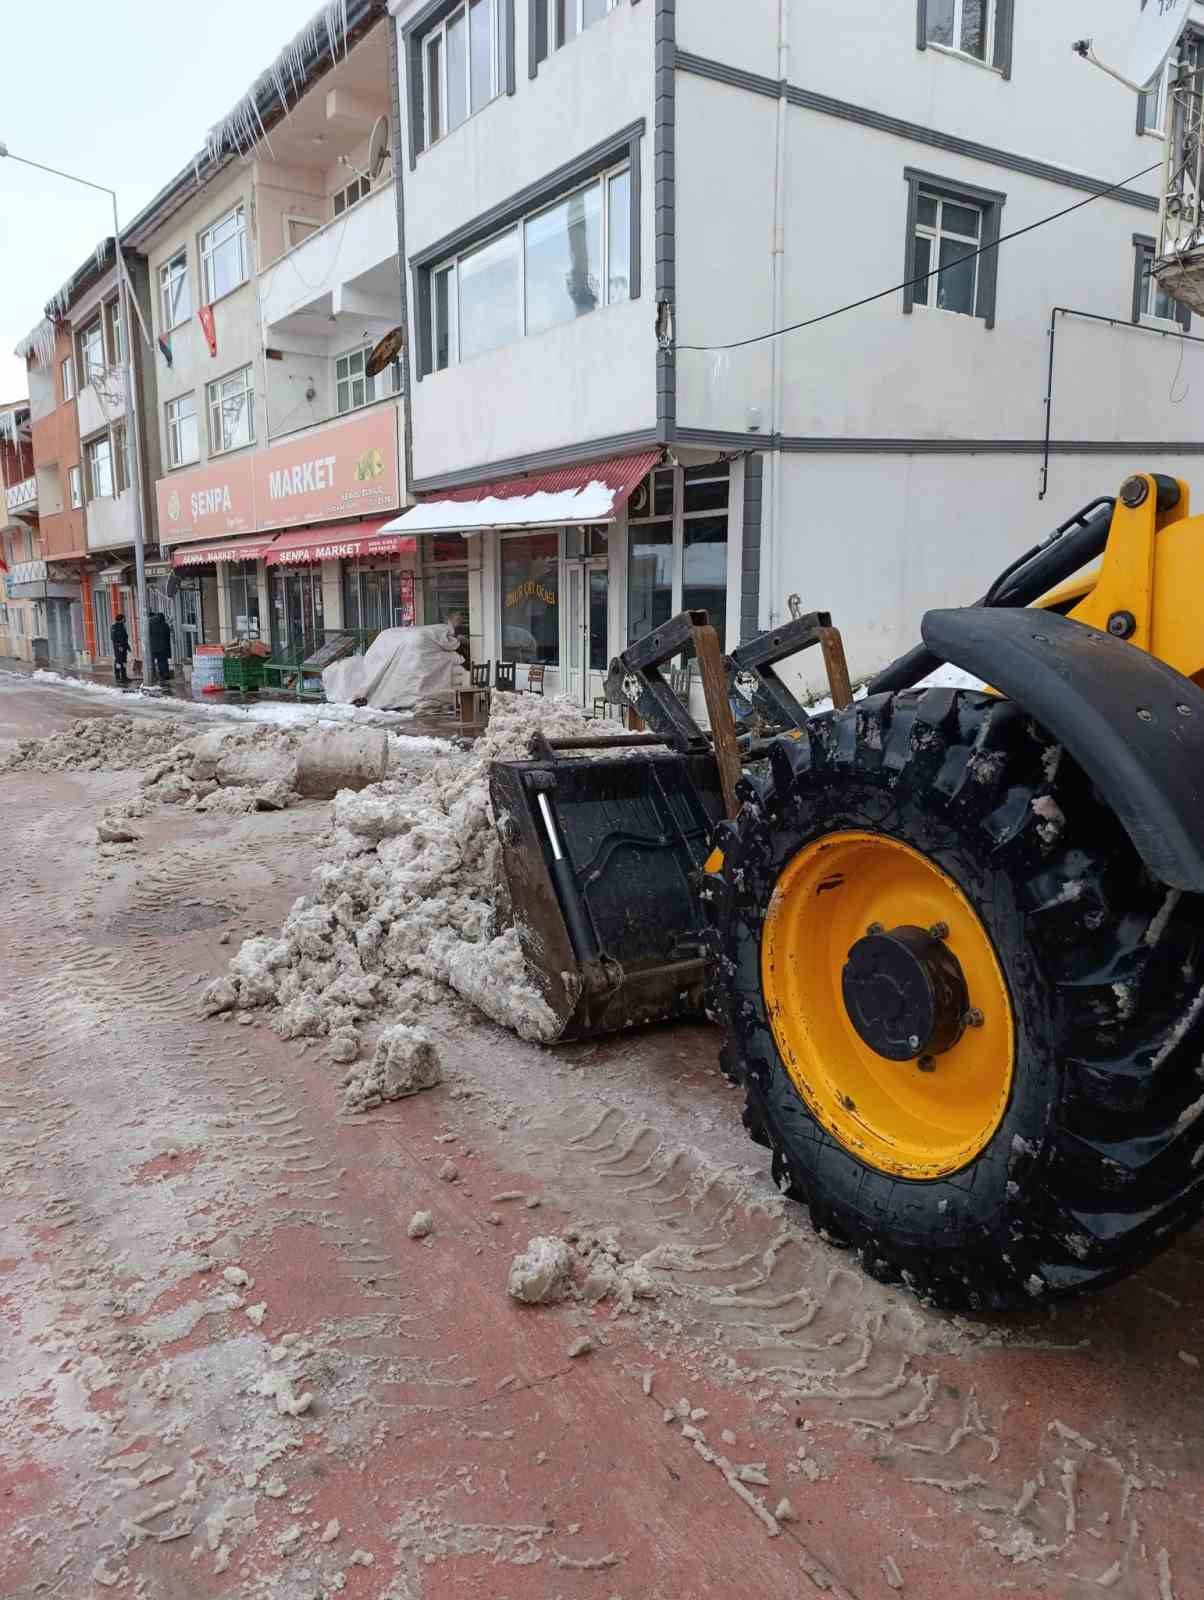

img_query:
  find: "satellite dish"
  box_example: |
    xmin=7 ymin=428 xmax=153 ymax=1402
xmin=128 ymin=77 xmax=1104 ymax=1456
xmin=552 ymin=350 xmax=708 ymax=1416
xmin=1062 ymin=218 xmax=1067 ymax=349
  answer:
xmin=368 ymin=115 xmax=391 ymax=181
xmin=1129 ymin=0 xmax=1191 ymax=88
xmin=365 ymin=325 xmax=405 ymax=378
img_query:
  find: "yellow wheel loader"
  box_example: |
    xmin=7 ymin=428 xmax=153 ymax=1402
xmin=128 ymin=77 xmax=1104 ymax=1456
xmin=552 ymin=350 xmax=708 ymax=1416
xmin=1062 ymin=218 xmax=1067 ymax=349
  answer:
xmin=490 ymin=473 xmax=1204 ymax=1310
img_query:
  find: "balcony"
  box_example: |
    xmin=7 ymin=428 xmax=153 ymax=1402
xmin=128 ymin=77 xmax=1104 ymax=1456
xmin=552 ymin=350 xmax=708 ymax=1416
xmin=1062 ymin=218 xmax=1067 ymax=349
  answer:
xmin=5 ymin=475 xmax=37 ymax=519
xmin=259 ymin=181 xmax=400 ymax=339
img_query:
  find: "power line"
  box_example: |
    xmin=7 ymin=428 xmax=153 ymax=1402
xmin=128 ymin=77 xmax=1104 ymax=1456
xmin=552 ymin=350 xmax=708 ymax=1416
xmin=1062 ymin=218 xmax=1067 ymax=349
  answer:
xmin=677 ymin=161 xmax=1164 ymax=353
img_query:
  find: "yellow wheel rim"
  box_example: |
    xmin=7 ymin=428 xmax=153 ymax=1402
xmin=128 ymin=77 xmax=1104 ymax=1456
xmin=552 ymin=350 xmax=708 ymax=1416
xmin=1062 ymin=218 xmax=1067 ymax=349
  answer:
xmin=761 ymin=831 xmax=1014 ymax=1181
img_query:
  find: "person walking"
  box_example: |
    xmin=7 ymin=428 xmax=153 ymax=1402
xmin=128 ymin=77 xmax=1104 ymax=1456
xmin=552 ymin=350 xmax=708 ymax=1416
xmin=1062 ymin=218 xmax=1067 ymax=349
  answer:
xmin=110 ymin=614 xmax=131 ymax=686
xmin=148 ymin=611 xmax=172 ymax=685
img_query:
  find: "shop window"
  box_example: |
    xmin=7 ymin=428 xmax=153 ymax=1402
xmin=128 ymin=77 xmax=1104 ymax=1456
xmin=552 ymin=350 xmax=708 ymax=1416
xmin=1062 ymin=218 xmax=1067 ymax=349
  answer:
xmin=344 ymin=561 xmax=416 ymax=634
xmin=500 ymin=531 xmax=559 ymax=664
xmin=421 ymin=533 xmax=469 ymax=627
xmin=627 ymin=462 xmax=730 ymax=647
xmin=226 ymin=560 xmax=261 ymax=640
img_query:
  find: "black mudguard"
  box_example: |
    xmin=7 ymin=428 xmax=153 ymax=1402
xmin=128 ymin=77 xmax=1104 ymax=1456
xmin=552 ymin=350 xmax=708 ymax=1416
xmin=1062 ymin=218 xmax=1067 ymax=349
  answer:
xmin=922 ymin=607 xmax=1204 ymax=892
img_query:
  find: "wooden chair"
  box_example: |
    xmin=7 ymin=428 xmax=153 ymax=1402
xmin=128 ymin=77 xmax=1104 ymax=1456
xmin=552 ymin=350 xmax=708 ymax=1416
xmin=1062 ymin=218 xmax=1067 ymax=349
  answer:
xmin=495 ymin=660 xmax=517 ymax=692
xmin=526 ymin=664 xmax=546 ymax=696
xmin=669 ymin=666 xmax=692 ymax=704
xmin=457 ymin=661 xmax=492 ymax=728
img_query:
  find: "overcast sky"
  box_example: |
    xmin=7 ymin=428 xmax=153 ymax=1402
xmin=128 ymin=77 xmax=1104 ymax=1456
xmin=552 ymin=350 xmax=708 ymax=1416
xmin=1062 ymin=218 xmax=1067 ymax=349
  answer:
xmin=0 ymin=0 xmax=333 ymax=403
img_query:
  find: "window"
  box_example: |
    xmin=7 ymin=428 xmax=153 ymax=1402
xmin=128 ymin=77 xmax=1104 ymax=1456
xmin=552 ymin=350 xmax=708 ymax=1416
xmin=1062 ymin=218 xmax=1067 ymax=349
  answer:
xmin=422 ymin=0 xmax=504 ymax=144
xmin=421 ymin=534 xmax=470 ymax=626
xmin=79 ymin=319 xmax=105 ymax=386
xmin=500 ymin=531 xmax=559 ymax=665
xmin=912 ymin=192 xmax=982 ymax=316
xmin=335 ymin=345 xmax=402 ymax=415
xmin=333 ymin=175 xmax=371 ymax=217
xmin=627 ymin=463 xmax=731 ymax=648
xmin=166 ymin=393 xmax=199 ymax=468
xmin=429 ymin=164 xmax=632 ymax=369
xmin=68 ymin=465 xmax=82 ymax=508
xmin=159 ymin=250 xmax=190 ymax=330
xmin=547 ymin=0 xmax=618 ymax=50
xmin=1139 ymin=32 xmax=1201 ymax=137
xmin=918 ymin=0 xmax=1012 ymax=75
xmin=1133 ymin=235 xmax=1191 ymax=330
xmin=106 ymin=299 xmax=124 ymax=366
xmin=207 ymin=365 xmax=255 ymax=454
xmin=85 ymin=433 xmax=114 ymax=500
xmin=199 ymin=204 xmax=248 ymax=303
xmin=61 ymin=356 xmax=75 ymax=402
xmin=286 ymin=216 xmax=321 ymax=248
xmin=902 ymin=168 xmax=1005 ymax=327
xmin=112 ymin=422 xmax=130 ymax=495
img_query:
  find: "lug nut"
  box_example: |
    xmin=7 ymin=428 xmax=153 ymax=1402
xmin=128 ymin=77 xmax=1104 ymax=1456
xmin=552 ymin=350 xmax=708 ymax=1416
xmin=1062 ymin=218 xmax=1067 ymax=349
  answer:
xmin=929 ymin=922 xmax=949 ymax=941
xmin=907 ymin=1034 xmax=921 ymax=1052
xmin=964 ymin=1008 xmax=985 ymax=1028
xmin=867 ymin=922 xmax=885 ymax=936
xmin=918 ymin=1055 xmax=937 ymax=1073
xmin=1177 ymin=704 xmax=1193 ymax=717
xmin=1137 ymin=708 xmax=1153 ymax=723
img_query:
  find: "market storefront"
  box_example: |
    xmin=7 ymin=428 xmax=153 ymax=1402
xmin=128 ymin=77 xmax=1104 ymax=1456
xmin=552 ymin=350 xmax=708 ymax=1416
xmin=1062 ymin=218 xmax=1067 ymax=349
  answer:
xmin=264 ymin=522 xmax=416 ymax=659
xmin=171 ymin=536 xmax=276 ymax=658
xmin=386 ymin=451 xmax=744 ymax=711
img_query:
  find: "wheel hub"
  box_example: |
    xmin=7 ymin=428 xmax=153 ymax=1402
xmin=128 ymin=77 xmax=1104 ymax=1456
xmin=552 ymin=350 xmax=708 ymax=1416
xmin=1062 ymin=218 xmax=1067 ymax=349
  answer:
xmin=841 ymin=926 xmax=969 ymax=1062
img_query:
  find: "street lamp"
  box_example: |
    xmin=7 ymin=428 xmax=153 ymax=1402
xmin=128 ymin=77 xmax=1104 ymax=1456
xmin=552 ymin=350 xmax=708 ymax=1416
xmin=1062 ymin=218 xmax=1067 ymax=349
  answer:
xmin=0 ymin=143 xmax=150 ymax=670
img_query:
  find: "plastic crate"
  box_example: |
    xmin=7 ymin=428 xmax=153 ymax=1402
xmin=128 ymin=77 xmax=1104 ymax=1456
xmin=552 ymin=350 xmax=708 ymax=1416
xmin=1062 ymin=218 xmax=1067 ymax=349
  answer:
xmin=223 ymin=654 xmax=266 ymax=692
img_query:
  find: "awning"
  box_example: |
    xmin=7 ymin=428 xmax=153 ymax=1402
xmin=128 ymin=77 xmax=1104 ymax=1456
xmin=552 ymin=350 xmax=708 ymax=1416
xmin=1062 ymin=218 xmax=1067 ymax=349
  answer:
xmin=264 ymin=519 xmax=417 ymax=567
xmin=172 ymin=535 xmax=277 ymax=569
xmin=381 ymin=449 xmax=662 ymax=537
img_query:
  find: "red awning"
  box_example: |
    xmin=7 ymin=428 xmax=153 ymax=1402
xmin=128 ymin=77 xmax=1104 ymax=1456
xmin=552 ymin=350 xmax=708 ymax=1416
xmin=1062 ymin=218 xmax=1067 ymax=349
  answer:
xmin=172 ymin=535 xmax=276 ymax=569
xmin=380 ymin=449 xmax=663 ymax=536
xmin=265 ymin=519 xmax=417 ymax=567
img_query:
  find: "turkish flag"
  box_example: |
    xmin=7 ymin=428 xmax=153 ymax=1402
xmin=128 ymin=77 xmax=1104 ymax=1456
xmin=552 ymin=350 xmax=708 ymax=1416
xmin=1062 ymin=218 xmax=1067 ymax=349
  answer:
xmin=198 ymin=304 xmax=217 ymax=358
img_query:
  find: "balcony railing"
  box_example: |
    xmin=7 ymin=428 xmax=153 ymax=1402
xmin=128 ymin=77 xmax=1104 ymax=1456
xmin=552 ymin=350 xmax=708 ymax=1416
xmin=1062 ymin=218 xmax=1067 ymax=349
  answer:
xmin=4 ymin=476 xmax=37 ymax=515
xmin=259 ymin=181 xmax=399 ymax=331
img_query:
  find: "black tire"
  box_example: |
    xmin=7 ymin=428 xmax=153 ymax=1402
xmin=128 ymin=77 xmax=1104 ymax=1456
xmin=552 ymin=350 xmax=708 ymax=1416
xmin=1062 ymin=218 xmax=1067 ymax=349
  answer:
xmin=705 ymin=688 xmax=1204 ymax=1311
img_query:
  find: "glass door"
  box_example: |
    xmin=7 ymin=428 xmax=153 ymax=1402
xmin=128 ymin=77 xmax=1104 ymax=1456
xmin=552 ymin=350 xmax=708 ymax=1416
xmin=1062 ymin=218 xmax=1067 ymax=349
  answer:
xmin=586 ymin=559 xmax=609 ymax=708
xmin=178 ymin=582 xmax=201 ymax=661
xmin=563 ymin=564 xmax=585 ymax=705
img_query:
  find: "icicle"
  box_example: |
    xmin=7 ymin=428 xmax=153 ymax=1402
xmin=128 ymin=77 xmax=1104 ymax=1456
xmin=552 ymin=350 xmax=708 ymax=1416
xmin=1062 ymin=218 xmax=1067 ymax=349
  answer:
xmin=14 ymin=317 xmax=57 ymax=370
xmin=95 ymin=239 xmax=108 ymax=275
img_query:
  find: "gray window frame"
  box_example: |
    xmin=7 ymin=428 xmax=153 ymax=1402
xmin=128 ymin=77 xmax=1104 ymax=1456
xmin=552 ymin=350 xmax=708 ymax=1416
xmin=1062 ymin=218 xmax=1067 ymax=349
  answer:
xmin=902 ymin=166 xmax=1006 ymax=329
xmin=410 ymin=117 xmax=643 ymax=378
xmin=404 ymin=0 xmax=516 ymax=168
xmin=1132 ymin=233 xmax=1191 ymax=331
xmin=916 ymin=0 xmax=1014 ymax=79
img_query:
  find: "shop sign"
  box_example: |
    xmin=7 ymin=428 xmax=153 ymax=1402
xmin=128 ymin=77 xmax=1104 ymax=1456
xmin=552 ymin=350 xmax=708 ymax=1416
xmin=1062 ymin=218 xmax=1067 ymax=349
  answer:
xmin=254 ymin=408 xmax=400 ymax=532
xmin=154 ymin=409 xmax=401 ymax=544
xmin=156 ymin=455 xmax=256 ymax=543
xmin=505 ymin=578 xmax=557 ymax=609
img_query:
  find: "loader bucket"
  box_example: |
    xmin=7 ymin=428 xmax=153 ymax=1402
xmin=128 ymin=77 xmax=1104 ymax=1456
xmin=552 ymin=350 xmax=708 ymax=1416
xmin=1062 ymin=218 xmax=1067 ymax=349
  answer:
xmin=490 ymin=747 xmax=726 ymax=1042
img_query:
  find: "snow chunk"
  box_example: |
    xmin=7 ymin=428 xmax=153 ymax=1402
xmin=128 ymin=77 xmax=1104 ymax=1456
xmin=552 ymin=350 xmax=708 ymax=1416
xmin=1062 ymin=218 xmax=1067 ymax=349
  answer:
xmin=508 ymin=1236 xmax=575 ymax=1305
xmin=343 ymin=1024 xmax=443 ymax=1113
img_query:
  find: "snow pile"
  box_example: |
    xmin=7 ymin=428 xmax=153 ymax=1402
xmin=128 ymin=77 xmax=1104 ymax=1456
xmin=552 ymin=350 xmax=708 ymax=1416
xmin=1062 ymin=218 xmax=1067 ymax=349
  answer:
xmin=201 ymin=694 xmax=594 ymax=1045
xmin=0 ymin=714 xmax=196 ymax=774
xmin=507 ymin=1237 xmax=574 ymax=1305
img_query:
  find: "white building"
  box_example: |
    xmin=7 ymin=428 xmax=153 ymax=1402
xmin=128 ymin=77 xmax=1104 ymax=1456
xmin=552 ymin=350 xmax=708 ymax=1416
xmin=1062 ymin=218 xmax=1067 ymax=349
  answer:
xmin=123 ymin=0 xmax=411 ymax=670
xmin=387 ymin=0 xmax=1204 ymax=700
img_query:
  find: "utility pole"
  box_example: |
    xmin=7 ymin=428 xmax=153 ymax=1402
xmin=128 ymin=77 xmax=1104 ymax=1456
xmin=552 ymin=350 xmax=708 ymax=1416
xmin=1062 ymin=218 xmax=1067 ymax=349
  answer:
xmin=0 ymin=143 xmax=150 ymax=669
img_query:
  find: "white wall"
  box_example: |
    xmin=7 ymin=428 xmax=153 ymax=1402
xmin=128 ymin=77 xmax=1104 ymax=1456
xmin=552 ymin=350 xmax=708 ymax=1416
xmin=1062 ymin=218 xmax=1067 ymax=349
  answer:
xmin=87 ymin=486 xmax=139 ymax=552
xmin=397 ymin=0 xmax=658 ymax=480
xmin=771 ymin=448 xmax=1200 ymax=694
xmin=258 ymin=181 xmax=399 ymax=329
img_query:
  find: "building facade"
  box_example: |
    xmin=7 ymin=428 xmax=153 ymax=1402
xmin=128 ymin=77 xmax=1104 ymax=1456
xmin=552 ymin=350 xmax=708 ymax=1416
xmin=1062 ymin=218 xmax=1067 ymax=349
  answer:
xmin=0 ymin=399 xmax=45 ymax=662
xmin=124 ymin=0 xmax=411 ymax=666
xmin=387 ymin=0 xmax=1204 ymax=699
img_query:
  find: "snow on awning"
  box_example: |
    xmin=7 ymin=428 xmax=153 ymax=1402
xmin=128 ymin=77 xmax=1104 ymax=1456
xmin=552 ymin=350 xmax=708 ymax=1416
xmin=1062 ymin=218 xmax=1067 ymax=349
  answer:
xmin=381 ymin=450 xmax=662 ymax=537
xmin=264 ymin=519 xmax=416 ymax=567
xmin=172 ymin=535 xmax=277 ymax=569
